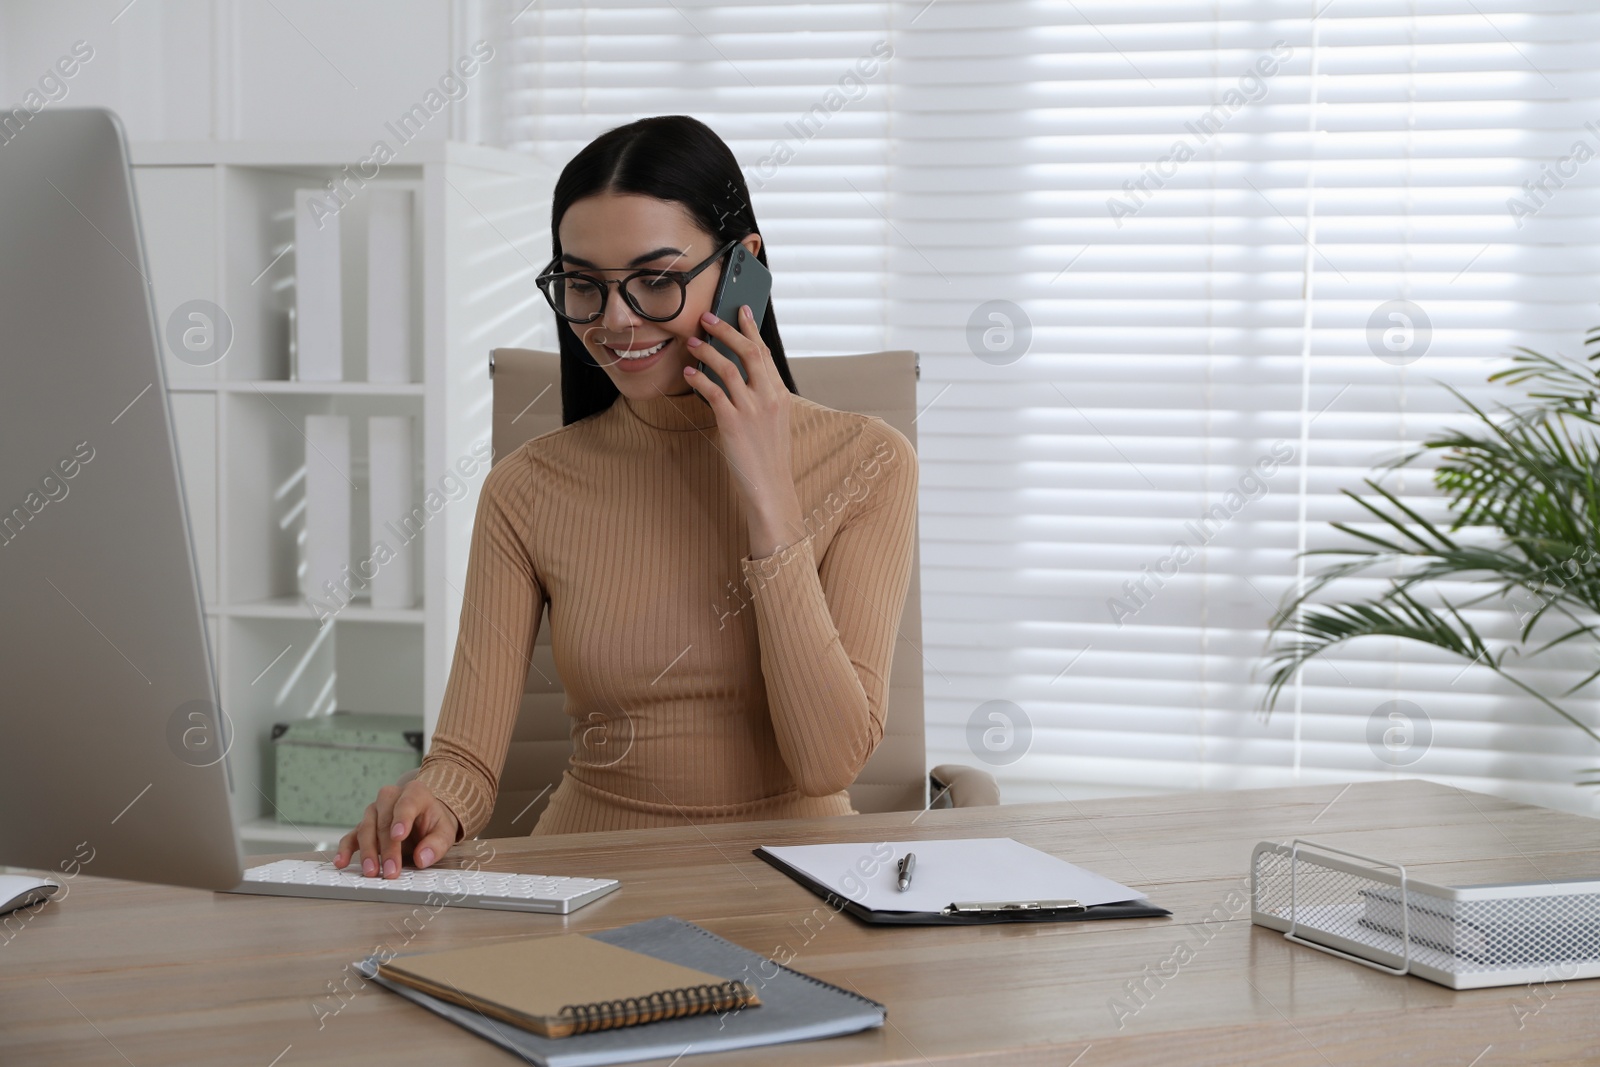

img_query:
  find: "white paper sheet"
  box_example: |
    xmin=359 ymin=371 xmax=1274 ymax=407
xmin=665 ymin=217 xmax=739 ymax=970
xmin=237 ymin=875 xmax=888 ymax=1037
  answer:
xmin=760 ymin=838 xmax=1144 ymax=913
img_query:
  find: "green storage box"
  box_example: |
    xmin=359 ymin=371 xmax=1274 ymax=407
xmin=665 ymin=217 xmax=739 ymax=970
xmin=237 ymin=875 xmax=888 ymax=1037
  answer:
xmin=271 ymin=711 xmax=424 ymax=827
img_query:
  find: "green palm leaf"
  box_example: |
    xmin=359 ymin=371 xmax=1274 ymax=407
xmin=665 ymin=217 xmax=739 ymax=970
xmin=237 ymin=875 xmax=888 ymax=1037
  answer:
xmin=1262 ymin=333 xmax=1600 ymax=787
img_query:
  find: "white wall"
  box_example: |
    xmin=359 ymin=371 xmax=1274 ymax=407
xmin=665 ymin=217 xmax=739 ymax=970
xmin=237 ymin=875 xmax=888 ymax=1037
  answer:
xmin=0 ymin=0 xmax=505 ymax=146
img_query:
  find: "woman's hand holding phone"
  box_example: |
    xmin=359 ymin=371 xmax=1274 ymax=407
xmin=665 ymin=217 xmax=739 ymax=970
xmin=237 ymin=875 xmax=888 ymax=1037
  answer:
xmin=332 ymin=778 xmax=460 ymax=878
xmin=683 ymin=305 xmax=805 ymax=557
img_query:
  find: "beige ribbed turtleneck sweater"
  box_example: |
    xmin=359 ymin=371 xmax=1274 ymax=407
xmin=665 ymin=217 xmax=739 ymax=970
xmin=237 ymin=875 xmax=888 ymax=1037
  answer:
xmin=414 ymin=386 xmax=918 ymax=838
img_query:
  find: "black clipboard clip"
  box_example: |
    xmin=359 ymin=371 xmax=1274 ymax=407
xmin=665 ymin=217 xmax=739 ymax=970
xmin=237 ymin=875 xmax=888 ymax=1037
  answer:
xmin=941 ymin=899 xmax=1087 ymax=918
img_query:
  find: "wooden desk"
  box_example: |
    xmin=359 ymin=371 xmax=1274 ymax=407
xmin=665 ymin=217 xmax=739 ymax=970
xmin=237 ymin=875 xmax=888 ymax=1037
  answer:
xmin=3 ymin=779 xmax=1597 ymax=1066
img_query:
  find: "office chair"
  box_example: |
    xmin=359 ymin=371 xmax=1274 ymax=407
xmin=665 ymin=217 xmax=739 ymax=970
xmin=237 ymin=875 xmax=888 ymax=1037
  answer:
xmin=413 ymin=347 xmax=1000 ymax=839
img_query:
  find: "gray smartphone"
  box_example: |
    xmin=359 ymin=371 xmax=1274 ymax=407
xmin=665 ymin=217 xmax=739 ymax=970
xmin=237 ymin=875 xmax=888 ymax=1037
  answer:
xmin=697 ymin=242 xmax=772 ymax=400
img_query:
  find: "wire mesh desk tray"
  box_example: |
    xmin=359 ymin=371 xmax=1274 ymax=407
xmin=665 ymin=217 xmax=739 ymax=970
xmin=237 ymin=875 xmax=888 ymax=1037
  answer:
xmin=1250 ymin=839 xmax=1600 ymax=990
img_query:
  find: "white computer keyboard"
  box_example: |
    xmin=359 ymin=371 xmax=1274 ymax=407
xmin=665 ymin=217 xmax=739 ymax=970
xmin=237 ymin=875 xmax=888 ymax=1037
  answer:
xmin=229 ymin=859 xmax=620 ymax=914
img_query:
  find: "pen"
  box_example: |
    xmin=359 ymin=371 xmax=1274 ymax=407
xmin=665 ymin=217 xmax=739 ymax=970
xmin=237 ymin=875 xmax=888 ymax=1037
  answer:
xmin=897 ymin=851 xmax=916 ymax=892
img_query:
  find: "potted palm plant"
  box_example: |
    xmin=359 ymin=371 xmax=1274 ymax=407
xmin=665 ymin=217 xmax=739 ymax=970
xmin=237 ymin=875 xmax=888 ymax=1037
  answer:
xmin=1262 ymin=327 xmax=1600 ymax=787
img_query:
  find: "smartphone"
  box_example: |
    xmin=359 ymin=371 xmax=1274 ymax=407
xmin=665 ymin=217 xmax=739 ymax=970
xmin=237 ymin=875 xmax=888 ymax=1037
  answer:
xmin=697 ymin=243 xmax=772 ymax=401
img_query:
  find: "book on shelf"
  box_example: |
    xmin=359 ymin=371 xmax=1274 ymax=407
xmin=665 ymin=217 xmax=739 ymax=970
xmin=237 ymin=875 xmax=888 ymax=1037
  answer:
xmin=366 ymin=188 xmax=414 ymax=384
xmin=302 ymin=414 xmax=351 ymax=605
xmin=367 ymin=414 xmax=416 ymax=609
xmin=294 ymin=187 xmax=342 ymax=382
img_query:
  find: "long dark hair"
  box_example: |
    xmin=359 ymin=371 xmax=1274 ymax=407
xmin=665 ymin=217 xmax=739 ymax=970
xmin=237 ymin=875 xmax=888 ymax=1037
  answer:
xmin=550 ymin=115 xmax=799 ymax=425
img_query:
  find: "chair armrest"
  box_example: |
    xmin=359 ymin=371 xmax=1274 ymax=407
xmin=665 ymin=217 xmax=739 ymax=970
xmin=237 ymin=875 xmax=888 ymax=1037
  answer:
xmin=928 ymin=764 xmax=1000 ymax=808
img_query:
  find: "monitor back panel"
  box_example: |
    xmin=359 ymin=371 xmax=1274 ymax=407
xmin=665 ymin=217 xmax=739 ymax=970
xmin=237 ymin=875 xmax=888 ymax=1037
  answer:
xmin=0 ymin=108 xmax=242 ymax=890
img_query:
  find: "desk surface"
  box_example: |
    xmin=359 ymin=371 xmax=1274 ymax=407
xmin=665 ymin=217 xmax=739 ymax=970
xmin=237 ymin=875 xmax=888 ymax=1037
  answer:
xmin=3 ymin=779 xmax=1598 ymax=1066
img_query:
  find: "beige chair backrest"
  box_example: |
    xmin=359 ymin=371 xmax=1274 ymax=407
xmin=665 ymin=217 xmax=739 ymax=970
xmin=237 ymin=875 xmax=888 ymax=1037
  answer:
xmin=480 ymin=348 xmax=926 ymax=838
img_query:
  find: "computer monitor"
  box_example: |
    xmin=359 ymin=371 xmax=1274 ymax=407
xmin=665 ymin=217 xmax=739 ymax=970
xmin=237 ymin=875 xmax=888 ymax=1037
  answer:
xmin=0 ymin=108 xmax=244 ymax=891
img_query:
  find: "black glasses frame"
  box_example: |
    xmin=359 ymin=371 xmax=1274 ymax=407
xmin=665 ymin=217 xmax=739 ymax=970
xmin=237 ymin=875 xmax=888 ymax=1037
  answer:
xmin=536 ymin=238 xmax=742 ymax=324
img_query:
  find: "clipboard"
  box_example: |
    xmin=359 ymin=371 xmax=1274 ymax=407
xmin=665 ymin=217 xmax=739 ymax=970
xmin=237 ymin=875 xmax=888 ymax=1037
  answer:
xmin=754 ymin=838 xmax=1171 ymax=926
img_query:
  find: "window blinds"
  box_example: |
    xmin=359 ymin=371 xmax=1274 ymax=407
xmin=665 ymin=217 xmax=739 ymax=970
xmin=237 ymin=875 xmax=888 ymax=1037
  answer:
xmin=503 ymin=1 xmax=1600 ymax=816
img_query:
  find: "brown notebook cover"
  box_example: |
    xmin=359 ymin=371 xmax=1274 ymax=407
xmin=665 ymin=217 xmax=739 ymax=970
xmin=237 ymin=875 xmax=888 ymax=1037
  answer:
xmin=376 ymin=933 xmax=760 ymax=1039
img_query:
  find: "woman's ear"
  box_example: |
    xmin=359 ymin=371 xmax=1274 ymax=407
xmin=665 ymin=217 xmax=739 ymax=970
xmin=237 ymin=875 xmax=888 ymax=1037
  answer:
xmin=741 ymin=232 xmax=762 ymax=259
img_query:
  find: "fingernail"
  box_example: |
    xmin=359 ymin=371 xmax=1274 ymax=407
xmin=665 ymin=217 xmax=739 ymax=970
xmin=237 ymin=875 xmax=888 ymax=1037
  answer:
xmin=741 ymin=305 xmax=750 ymax=318
xmin=418 ymin=847 xmax=434 ymax=868
xmin=363 ymin=858 xmax=376 ymax=876
xmin=686 ymin=336 xmax=702 ymax=347
xmin=384 ymin=859 xmax=397 ymax=878
xmin=701 ymin=312 xmax=718 ymax=324
xmin=391 ymin=822 xmax=405 ymax=839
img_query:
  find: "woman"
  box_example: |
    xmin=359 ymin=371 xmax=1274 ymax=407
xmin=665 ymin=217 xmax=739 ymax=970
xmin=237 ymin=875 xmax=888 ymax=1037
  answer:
xmin=335 ymin=115 xmax=918 ymax=879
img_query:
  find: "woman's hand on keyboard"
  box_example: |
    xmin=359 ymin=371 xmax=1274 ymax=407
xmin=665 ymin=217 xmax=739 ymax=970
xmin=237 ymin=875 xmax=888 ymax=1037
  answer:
xmin=332 ymin=780 xmax=460 ymax=879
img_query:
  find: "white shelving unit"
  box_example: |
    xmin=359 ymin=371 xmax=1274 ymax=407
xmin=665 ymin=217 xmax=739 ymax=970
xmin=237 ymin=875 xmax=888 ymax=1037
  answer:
xmin=130 ymin=140 xmax=552 ymax=854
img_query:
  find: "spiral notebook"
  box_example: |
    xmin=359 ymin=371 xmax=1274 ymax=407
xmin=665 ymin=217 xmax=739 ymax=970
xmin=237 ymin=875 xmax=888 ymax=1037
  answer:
xmin=376 ymin=933 xmax=760 ymax=1038
xmin=356 ymin=916 xmax=885 ymax=1067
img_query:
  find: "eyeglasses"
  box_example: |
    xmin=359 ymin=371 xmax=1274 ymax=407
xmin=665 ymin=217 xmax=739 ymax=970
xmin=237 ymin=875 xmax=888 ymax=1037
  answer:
xmin=536 ymin=238 xmax=741 ymax=324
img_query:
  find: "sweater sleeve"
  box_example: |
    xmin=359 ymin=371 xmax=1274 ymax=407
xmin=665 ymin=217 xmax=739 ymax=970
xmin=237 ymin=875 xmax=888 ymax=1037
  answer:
xmin=738 ymin=419 xmax=919 ymax=797
xmin=415 ymin=451 xmax=543 ymax=841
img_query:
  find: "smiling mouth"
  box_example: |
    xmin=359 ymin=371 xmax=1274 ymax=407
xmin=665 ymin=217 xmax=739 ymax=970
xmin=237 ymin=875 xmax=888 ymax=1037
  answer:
xmin=604 ymin=340 xmax=670 ymax=361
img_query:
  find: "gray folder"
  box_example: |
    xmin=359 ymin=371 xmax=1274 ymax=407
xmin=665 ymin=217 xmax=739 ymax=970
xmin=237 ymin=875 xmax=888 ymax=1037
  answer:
xmin=353 ymin=915 xmax=885 ymax=1066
